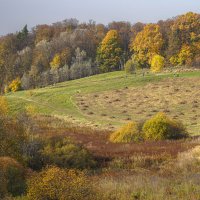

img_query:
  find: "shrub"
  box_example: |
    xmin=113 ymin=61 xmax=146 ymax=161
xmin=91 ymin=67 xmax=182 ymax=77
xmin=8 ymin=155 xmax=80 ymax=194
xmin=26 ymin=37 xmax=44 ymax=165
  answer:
xmin=110 ymin=122 xmax=143 ymax=143
xmin=41 ymin=137 xmax=96 ymax=169
xmin=25 ymin=105 xmax=37 ymax=116
xmin=142 ymin=112 xmax=188 ymax=141
xmin=23 ymin=139 xmax=45 ymax=171
xmin=0 ymin=157 xmax=26 ymax=198
xmin=27 ymin=166 xmax=98 ymax=200
xmin=124 ymin=59 xmax=136 ymax=74
xmin=8 ymin=78 xmax=21 ymax=92
xmin=150 ymin=54 xmax=165 ymax=72
xmin=0 ymin=116 xmax=27 ymax=162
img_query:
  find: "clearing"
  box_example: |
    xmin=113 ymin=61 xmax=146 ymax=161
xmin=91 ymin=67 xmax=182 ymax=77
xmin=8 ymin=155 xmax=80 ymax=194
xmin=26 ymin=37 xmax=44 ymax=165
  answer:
xmin=6 ymin=70 xmax=200 ymax=135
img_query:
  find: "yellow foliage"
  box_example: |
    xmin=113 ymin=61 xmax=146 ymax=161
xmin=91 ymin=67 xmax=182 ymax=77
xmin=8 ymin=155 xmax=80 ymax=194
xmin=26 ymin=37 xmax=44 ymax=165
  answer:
xmin=170 ymin=55 xmax=179 ymax=66
xmin=110 ymin=122 xmax=142 ymax=143
xmin=169 ymin=12 xmax=200 ymax=67
xmin=131 ymin=24 xmax=163 ymax=67
xmin=151 ymin=55 xmax=165 ymax=72
xmin=50 ymin=54 xmax=61 ymax=69
xmin=25 ymin=105 xmax=37 ymax=116
xmin=177 ymin=45 xmax=194 ymax=65
xmin=171 ymin=12 xmax=200 ymax=32
xmin=142 ymin=112 xmax=188 ymax=141
xmin=8 ymin=77 xmax=21 ymax=92
xmin=27 ymin=166 xmax=98 ymax=200
xmin=170 ymin=45 xmax=195 ymax=66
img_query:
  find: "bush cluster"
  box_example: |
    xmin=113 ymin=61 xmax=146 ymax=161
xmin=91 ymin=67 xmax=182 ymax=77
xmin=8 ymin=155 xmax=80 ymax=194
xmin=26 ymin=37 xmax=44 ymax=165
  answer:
xmin=110 ymin=122 xmax=142 ymax=143
xmin=24 ymin=136 xmax=96 ymax=170
xmin=27 ymin=166 xmax=99 ymax=200
xmin=110 ymin=112 xmax=188 ymax=143
xmin=41 ymin=137 xmax=96 ymax=169
xmin=143 ymin=112 xmax=188 ymax=140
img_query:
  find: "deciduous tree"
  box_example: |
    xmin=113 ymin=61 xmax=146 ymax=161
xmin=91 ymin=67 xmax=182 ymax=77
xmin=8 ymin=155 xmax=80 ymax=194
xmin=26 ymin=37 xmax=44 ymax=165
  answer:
xmin=130 ymin=24 xmax=163 ymax=68
xmin=97 ymin=30 xmax=122 ymax=72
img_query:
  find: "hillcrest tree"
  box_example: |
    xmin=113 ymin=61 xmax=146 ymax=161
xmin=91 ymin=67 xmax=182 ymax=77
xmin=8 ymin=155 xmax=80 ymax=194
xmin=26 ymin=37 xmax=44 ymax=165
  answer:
xmin=97 ymin=30 xmax=122 ymax=72
xmin=130 ymin=24 xmax=163 ymax=68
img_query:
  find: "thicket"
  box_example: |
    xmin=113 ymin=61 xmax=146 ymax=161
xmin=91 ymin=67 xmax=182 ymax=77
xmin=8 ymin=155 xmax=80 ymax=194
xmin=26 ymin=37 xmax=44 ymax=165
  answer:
xmin=27 ymin=167 xmax=99 ymax=200
xmin=110 ymin=112 xmax=188 ymax=143
xmin=143 ymin=112 xmax=188 ymax=140
xmin=41 ymin=137 xmax=96 ymax=170
xmin=110 ymin=122 xmax=142 ymax=143
xmin=0 ymin=157 xmax=26 ymax=198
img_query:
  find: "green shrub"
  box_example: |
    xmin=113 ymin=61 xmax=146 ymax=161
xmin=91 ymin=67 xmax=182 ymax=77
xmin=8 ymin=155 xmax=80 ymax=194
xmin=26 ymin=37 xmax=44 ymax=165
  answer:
xmin=0 ymin=157 xmax=26 ymax=198
xmin=41 ymin=137 xmax=96 ymax=169
xmin=125 ymin=59 xmax=136 ymax=74
xmin=142 ymin=112 xmax=188 ymax=141
xmin=110 ymin=122 xmax=143 ymax=143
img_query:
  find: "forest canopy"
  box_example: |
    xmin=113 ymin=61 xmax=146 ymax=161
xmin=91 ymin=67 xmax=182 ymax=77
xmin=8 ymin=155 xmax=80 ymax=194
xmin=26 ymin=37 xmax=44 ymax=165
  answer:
xmin=0 ymin=12 xmax=199 ymax=92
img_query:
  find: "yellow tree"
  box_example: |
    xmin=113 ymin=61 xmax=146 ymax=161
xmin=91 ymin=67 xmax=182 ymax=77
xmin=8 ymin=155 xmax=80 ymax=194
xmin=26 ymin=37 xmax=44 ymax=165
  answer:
xmin=151 ymin=55 xmax=165 ymax=72
xmin=97 ymin=30 xmax=122 ymax=72
xmin=50 ymin=54 xmax=61 ymax=69
xmin=169 ymin=12 xmax=200 ymax=66
xmin=130 ymin=24 xmax=163 ymax=68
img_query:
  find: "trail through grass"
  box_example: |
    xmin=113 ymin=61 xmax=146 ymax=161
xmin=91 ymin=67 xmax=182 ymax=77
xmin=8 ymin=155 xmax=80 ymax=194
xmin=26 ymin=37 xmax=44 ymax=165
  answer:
xmin=6 ymin=70 xmax=200 ymax=134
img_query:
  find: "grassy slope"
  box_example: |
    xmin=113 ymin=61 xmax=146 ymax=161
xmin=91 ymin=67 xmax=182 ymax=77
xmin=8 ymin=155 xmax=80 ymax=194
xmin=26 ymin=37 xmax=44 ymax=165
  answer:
xmin=6 ymin=70 xmax=200 ymax=134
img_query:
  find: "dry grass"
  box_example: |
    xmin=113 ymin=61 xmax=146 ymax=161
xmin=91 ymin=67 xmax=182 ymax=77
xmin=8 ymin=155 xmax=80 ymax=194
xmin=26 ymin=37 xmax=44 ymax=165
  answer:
xmin=94 ymin=172 xmax=200 ymax=200
xmin=30 ymin=115 xmax=198 ymax=168
xmin=76 ymin=77 xmax=200 ymax=135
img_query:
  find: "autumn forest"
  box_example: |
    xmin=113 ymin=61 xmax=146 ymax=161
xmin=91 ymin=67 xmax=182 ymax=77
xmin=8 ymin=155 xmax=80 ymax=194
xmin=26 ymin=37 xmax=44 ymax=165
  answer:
xmin=0 ymin=12 xmax=199 ymax=93
xmin=0 ymin=10 xmax=200 ymax=200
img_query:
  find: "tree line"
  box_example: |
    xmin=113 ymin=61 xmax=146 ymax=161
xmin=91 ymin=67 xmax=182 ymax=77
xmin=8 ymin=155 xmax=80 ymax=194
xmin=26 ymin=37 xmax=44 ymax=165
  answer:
xmin=0 ymin=12 xmax=199 ymax=92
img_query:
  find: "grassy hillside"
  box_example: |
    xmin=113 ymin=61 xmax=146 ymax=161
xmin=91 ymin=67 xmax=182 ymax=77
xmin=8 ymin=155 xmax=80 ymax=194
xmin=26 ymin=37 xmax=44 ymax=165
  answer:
xmin=6 ymin=70 xmax=200 ymax=135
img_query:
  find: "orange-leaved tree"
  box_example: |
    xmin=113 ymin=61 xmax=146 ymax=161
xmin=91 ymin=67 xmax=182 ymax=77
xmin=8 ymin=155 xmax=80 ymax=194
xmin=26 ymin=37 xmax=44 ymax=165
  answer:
xmin=130 ymin=24 xmax=164 ymax=68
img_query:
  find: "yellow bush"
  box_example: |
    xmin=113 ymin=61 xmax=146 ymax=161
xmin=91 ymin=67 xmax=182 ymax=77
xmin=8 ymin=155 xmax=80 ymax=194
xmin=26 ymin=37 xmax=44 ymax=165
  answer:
xmin=150 ymin=54 xmax=165 ymax=72
xmin=25 ymin=105 xmax=37 ymax=116
xmin=110 ymin=122 xmax=142 ymax=143
xmin=8 ymin=78 xmax=21 ymax=92
xmin=142 ymin=112 xmax=188 ymax=141
xmin=27 ymin=166 xmax=98 ymax=200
